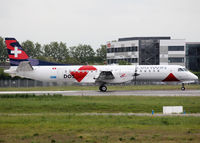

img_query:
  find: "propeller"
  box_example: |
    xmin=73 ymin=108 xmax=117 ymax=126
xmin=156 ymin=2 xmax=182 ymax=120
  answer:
xmin=132 ymin=66 xmax=140 ymax=85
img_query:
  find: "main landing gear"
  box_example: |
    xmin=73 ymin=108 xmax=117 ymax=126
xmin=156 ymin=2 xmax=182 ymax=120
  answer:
xmin=99 ymin=84 xmax=107 ymax=92
xmin=181 ymin=83 xmax=185 ymax=91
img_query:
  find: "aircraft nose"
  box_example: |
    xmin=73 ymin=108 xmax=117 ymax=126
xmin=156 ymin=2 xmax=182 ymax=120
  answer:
xmin=190 ymin=73 xmax=198 ymax=81
xmin=193 ymin=74 xmax=198 ymax=80
xmin=187 ymin=72 xmax=198 ymax=82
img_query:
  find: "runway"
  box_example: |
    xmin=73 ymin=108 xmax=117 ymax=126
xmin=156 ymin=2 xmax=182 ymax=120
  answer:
xmin=0 ymin=90 xmax=200 ymax=96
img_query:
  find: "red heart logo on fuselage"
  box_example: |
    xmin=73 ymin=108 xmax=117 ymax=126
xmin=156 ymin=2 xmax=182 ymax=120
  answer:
xmin=70 ymin=66 xmax=97 ymax=82
xmin=70 ymin=71 xmax=88 ymax=82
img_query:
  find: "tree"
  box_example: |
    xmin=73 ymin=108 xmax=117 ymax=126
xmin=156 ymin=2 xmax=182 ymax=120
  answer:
xmin=34 ymin=42 xmax=43 ymax=57
xmin=70 ymin=44 xmax=95 ymax=64
xmin=43 ymin=42 xmax=69 ymax=63
xmin=49 ymin=42 xmax=60 ymax=61
xmin=0 ymin=37 xmax=8 ymax=63
xmin=43 ymin=44 xmax=55 ymax=62
xmin=43 ymin=44 xmax=51 ymax=57
xmin=118 ymin=60 xmax=131 ymax=65
xmin=21 ymin=40 xmax=35 ymax=58
xmin=57 ymin=42 xmax=69 ymax=63
xmin=96 ymin=45 xmax=107 ymax=64
xmin=0 ymin=68 xmax=10 ymax=79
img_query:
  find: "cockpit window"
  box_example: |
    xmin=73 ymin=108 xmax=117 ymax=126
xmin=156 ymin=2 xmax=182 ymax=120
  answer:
xmin=178 ymin=68 xmax=188 ymax=72
xmin=178 ymin=68 xmax=184 ymax=72
xmin=183 ymin=68 xmax=188 ymax=71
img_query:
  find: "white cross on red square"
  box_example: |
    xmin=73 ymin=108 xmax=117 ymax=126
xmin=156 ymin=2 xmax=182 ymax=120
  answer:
xmin=11 ymin=47 xmax=22 ymax=58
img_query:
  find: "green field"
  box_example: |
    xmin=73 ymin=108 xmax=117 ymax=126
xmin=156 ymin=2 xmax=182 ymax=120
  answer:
xmin=0 ymin=95 xmax=200 ymax=113
xmin=0 ymin=115 xmax=200 ymax=143
xmin=0 ymin=84 xmax=199 ymax=91
xmin=0 ymin=95 xmax=200 ymax=143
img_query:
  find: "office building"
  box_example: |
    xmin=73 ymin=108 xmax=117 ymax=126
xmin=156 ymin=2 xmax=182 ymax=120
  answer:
xmin=107 ymin=37 xmax=185 ymax=66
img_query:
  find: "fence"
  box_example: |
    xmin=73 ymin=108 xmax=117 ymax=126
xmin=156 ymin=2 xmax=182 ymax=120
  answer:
xmin=0 ymin=79 xmax=199 ymax=88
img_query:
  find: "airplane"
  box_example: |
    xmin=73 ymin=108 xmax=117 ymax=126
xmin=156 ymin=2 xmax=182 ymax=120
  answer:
xmin=4 ymin=38 xmax=198 ymax=92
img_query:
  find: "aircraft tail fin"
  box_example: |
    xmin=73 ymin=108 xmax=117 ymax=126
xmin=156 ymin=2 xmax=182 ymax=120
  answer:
xmin=5 ymin=37 xmax=69 ymax=67
xmin=5 ymin=38 xmax=29 ymax=66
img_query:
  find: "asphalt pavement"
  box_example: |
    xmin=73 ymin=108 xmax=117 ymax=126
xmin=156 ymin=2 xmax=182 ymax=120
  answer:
xmin=0 ymin=90 xmax=200 ymax=96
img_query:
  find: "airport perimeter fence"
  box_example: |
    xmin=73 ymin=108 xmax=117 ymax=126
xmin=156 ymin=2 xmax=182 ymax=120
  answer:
xmin=0 ymin=79 xmax=199 ymax=88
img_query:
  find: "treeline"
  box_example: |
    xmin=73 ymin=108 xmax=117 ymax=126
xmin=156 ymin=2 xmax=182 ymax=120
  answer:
xmin=0 ymin=37 xmax=106 ymax=65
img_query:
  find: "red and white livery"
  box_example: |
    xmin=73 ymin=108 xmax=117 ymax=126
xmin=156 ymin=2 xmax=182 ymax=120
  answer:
xmin=4 ymin=38 xmax=198 ymax=91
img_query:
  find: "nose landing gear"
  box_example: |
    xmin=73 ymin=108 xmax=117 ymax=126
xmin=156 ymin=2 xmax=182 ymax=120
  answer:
xmin=99 ymin=84 xmax=107 ymax=92
xmin=181 ymin=83 xmax=185 ymax=91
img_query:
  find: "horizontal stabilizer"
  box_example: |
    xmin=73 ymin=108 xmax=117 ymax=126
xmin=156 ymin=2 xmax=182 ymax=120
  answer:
xmin=16 ymin=61 xmax=33 ymax=72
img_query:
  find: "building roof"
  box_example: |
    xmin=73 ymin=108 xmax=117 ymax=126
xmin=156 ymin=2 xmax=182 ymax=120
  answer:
xmin=186 ymin=42 xmax=200 ymax=45
xmin=118 ymin=37 xmax=171 ymax=41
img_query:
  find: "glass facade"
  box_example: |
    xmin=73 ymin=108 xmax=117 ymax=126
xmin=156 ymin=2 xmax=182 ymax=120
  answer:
xmin=107 ymin=58 xmax=137 ymax=64
xmin=186 ymin=43 xmax=200 ymax=72
xmin=168 ymin=46 xmax=184 ymax=51
xmin=168 ymin=57 xmax=184 ymax=63
xmin=107 ymin=46 xmax=137 ymax=53
xmin=139 ymin=40 xmax=160 ymax=65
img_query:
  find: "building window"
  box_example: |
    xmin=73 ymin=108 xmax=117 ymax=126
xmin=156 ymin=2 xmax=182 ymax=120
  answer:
xmin=168 ymin=46 xmax=184 ymax=51
xmin=107 ymin=48 xmax=111 ymax=53
xmin=168 ymin=57 xmax=184 ymax=63
xmin=107 ymin=58 xmax=138 ymax=64
xmin=107 ymin=46 xmax=137 ymax=53
xmin=131 ymin=58 xmax=137 ymax=63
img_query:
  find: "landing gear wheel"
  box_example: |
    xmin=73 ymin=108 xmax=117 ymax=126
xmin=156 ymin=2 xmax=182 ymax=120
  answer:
xmin=181 ymin=87 xmax=185 ymax=91
xmin=99 ymin=85 xmax=107 ymax=92
xmin=181 ymin=83 xmax=185 ymax=91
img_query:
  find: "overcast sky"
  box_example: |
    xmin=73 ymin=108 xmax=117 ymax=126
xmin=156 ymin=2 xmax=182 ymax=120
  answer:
xmin=1 ymin=0 xmax=200 ymax=49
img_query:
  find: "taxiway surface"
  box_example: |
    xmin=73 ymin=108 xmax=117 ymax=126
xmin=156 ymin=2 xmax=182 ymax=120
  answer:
xmin=0 ymin=90 xmax=200 ymax=96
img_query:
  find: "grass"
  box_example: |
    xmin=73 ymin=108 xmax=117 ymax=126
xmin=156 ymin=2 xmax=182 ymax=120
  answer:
xmin=0 ymin=115 xmax=200 ymax=143
xmin=0 ymin=95 xmax=200 ymax=113
xmin=0 ymin=84 xmax=199 ymax=91
xmin=0 ymin=95 xmax=200 ymax=142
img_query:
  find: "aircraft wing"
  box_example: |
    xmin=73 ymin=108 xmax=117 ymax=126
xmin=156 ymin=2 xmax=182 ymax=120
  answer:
xmin=16 ymin=61 xmax=34 ymax=72
xmin=95 ymin=71 xmax=115 ymax=82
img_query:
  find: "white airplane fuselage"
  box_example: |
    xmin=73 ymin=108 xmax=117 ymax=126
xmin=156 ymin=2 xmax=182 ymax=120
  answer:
xmin=7 ymin=65 xmax=198 ymax=84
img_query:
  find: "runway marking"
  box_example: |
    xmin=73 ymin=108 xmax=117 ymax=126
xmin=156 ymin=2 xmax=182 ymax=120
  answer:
xmin=0 ymin=113 xmax=200 ymax=117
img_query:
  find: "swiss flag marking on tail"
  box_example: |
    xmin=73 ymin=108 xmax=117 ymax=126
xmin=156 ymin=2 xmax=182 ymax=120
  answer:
xmin=5 ymin=38 xmax=29 ymax=60
xmin=11 ymin=47 xmax=22 ymax=58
